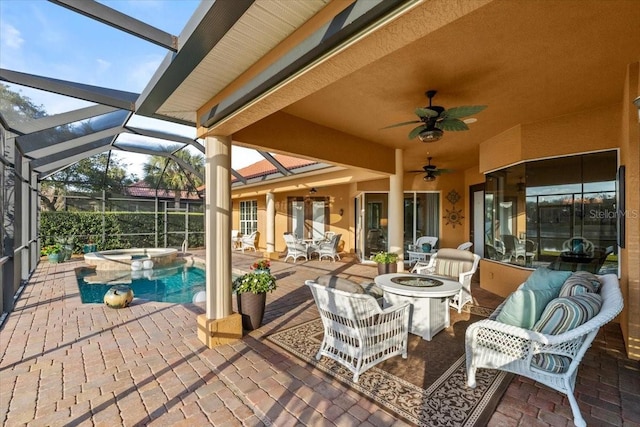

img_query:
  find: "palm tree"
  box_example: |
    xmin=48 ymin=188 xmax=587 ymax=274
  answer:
xmin=142 ymin=145 xmax=204 ymax=207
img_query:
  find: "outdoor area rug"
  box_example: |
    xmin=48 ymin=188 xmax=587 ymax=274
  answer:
xmin=267 ymin=307 xmax=513 ymax=426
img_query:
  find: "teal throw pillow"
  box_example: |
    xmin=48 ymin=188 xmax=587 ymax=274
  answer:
xmin=496 ymin=288 xmax=557 ymax=329
xmin=522 ymin=267 xmax=572 ymax=294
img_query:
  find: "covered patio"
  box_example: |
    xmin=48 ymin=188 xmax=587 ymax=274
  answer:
xmin=1 ymin=1 xmax=639 ymax=425
xmin=1 ymin=250 xmax=636 ymax=426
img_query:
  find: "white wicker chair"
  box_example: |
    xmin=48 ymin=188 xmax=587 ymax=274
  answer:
xmin=309 ymin=233 xmax=342 ymax=261
xmin=465 ymin=274 xmax=623 ymax=427
xmin=283 ymin=232 xmax=308 ymax=263
xmin=412 ymin=248 xmax=481 ymax=313
xmin=456 ymin=241 xmax=473 ymax=251
xmin=305 ymin=279 xmax=410 ymax=382
xmin=240 ymin=231 xmax=258 ymax=252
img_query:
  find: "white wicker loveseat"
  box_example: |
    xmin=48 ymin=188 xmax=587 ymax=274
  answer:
xmin=465 ymin=272 xmax=623 ymax=427
xmin=305 ymin=277 xmax=410 ymax=382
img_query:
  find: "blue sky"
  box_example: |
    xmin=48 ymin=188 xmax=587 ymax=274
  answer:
xmin=0 ymin=0 xmax=263 ymax=176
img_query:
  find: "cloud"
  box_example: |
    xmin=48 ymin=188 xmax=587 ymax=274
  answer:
xmin=96 ymin=59 xmax=111 ymax=73
xmin=0 ymin=22 xmax=24 ymax=49
xmin=126 ymin=55 xmax=164 ymax=91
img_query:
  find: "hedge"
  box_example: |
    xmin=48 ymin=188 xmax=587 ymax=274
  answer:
xmin=40 ymin=211 xmax=204 ymax=253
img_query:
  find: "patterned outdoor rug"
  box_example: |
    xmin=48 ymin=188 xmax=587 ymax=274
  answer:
xmin=267 ymin=307 xmax=512 ymax=426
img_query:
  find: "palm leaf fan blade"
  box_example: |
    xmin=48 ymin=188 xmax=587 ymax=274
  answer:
xmin=381 ymin=120 xmax=423 ymax=129
xmin=415 ymin=108 xmax=439 ymax=118
xmin=444 ymin=105 xmax=487 ymax=119
xmin=436 ymin=118 xmax=469 ymax=131
xmin=408 ymin=125 xmax=427 ymax=140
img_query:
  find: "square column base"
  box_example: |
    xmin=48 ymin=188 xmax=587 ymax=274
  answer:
xmin=263 ymin=252 xmax=280 ymax=260
xmin=197 ymin=313 xmax=243 ymax=348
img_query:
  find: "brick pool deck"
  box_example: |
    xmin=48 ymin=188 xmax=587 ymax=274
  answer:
xmin=1 ymin=250 xmax=638 ymax=426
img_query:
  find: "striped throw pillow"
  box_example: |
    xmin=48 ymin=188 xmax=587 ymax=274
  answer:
xmin=533 ymin=293 xmax=603 ymax=335
xmin=559 ymin=272 xmax=601 ymax=297
xmin=532 ymin=353 xmax=572 ymax=374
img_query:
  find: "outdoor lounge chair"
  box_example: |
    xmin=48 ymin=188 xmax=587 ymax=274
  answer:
xmin=412 ymin=248 xmax=481 ymax=313
xmin=305 ymin=278 xmax=410 ymax=382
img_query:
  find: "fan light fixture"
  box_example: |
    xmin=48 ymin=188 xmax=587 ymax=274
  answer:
xmin=423 ymin=173 xmax=436 ymax=182
xmin=383 ymin=90 xmax=486 ymax=143
xmin=418 ymin=129 xmax=443 ymax=142
xmin=309 ymin=187 xmax=317 ymax=194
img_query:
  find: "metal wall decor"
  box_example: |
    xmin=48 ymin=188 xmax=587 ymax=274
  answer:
xmin=444 ymin=189 xmax=463 ymax=228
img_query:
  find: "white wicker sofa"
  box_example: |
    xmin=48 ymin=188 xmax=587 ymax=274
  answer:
xmin=465 ymin=271 xmax=623 ymax=427
xmin=305 ymin=276 xmax=410 ymax=382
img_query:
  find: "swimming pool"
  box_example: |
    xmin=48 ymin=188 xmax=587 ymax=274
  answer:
xmin=76 ymin=263 xmax=207 ymax=304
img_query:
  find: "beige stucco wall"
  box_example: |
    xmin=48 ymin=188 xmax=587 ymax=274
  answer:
xmin=475 ymin=70 xmax=640 ymax=360
xmin=232 ymin=183 xmax=352 ymax=254
xmin=619 ymin=62 xmax=640 ymax=360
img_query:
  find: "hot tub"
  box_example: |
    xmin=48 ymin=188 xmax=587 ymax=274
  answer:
xmin=84 ymin=248 xmax=178 ymax=271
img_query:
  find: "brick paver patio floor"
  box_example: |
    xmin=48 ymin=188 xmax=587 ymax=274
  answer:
xmin=1 ymin=250 xmax=638 ymax=426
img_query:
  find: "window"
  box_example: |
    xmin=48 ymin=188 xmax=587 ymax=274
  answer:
xmin=404 ymin=192 xmax=440 ymax=250
xmin=239 ymin=200 xmax=257 ymax=235
xmin=485 ymin=151 xmax=618 ymax=274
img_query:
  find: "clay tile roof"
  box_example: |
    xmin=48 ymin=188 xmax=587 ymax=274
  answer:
xmin=125 ymin=181 xmax=201 ymax=200
xmin=236 ymin=154 xmax=317 ymax=180
xmin=197 ymin=154 xmax=318 ymax=191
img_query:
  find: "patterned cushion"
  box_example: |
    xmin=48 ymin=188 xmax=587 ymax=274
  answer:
xmin=532 ymin=353 xmax=572 ymax=374
xmin=496 ymin=289 xmax=557 ymax=329
xmin=559 ymin=271 xmax=601 ymax=297
xmin=315 ymin=275 xmax=364 ymax=294
xmin=434 ymin=248 xmax=476 ymax=278
xmin=533 ymin=293 xmax=603 ymax=335
xmin=522 ymin=267 xmax=572 ymax=294
xmin=360 ymin=282 xmax=384 ymax=299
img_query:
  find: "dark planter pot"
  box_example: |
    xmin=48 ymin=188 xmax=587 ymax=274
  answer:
xmin=377 ymin=262 xmax=397 ymax=275
xmin=83 ymin=244 xmax=97 ymax=254
xmin=237 ymin=292 xmax=267 ymax=330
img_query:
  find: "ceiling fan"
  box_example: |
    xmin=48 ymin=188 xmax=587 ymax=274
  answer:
xmin=410 ymin=157 xmax=453 ymax=181
xmin=384 ymin=90 xmax=487 ymax=142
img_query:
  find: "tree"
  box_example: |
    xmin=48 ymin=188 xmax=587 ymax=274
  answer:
xmin=0 ymin=83 xmax=47 ymax=123
xmin=142 ymin=145 xmax=204 ymax=206
xmin=0 ymin=84 xmax=135 ymax=210
xmin=40 ymin=154 xmax=134 ymax=211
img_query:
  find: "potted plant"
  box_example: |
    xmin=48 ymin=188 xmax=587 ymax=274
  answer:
xmin=84 ymin=235 xmax=97 ymax=254
xmin=233 ymin=271 xmax=277 ymax=330
xmin=41 ymin=244 xmax=63 ymax=264
xmin=370 ymin=251 xmax=399 ymax=275
xmin=56 ymin=236 xmax=75 ymax=261
xmin=250 ymin=259 xmax=271 ymax=274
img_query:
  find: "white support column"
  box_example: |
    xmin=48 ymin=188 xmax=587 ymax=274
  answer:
xmin=265 ymin=192 xmax=276 ymax=258
xmin=388 ymin=148 xmax=405 ymax=271
xmin=198 ymin=135 xmax=242 ymax=347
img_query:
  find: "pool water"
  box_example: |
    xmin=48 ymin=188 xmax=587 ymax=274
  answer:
xmin=77 ymin=263 xmax=207 ymax=304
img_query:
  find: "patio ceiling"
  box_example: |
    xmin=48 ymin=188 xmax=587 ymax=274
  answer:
xmin=137 ymin=0 xmax=640 ymax=177
xmin=2 ymin=0 xmax=639 ymax=184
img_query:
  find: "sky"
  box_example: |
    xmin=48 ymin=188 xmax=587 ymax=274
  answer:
xmin=0 ymin=0 xmax=264 ymax=178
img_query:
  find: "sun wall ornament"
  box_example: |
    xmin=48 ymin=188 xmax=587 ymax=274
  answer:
xmin=444 ymin=190 xmax=463 ymax=228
